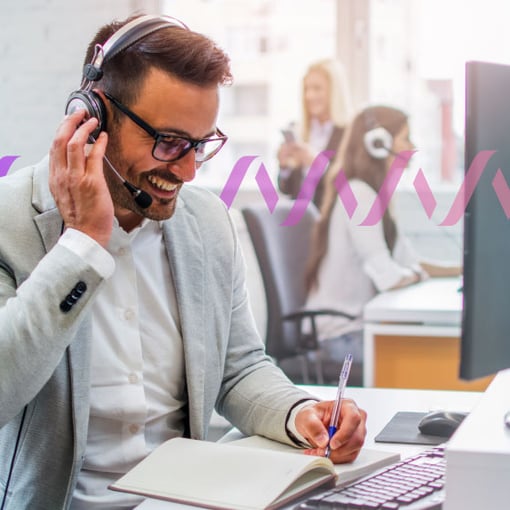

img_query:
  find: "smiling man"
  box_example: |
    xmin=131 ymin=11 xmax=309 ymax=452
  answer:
xmin=0 ymin=14 xmax=366 ymax=510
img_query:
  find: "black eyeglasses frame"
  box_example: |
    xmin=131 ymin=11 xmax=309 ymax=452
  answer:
xmin=103 ymin=92 xmax=228 ymax=163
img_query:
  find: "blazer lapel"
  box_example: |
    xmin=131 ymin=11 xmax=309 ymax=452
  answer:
xmin=162 ymin=200 xmax=207 ymax=439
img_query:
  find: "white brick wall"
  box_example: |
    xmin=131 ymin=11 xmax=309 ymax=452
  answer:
xmin=1 ymin=0 xmax=160 ymax=170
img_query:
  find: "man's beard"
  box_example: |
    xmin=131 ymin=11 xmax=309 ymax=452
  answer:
xmin=103 ymin=130 xmax=180 ymax=222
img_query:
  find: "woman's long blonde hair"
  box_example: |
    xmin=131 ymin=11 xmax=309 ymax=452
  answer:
xmin=300 ymin=59 xmax=352 ymax=141
xmin=305 ymin=105 xmax=409 ymax=292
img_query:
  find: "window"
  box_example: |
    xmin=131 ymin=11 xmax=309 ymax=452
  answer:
xmin=163 ymin=0 xmax=510 ymax=262
xmin=164 ymin=0 xmax=337 ymax=187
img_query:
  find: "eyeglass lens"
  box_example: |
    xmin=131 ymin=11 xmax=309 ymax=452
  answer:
xmin=154 ymin=137 xmax=225 ymax=163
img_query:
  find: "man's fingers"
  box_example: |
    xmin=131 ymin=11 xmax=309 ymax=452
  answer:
xmin=87 ymin=131 xmax=108 ymax=168
xmin=50 ymin=110 xmax=88 ymax=174
xmin=65 ymin=117 xmax=100 ymax=173
xmin=303 ymin=412 xmax=330 ymax=448
xmin=330 ymin=400 xmax=366 ymax=450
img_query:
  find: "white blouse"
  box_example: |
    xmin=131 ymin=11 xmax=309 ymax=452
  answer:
xmin=308 ymin=118 xmax=335 ymax=152
xmin=305 ymin=179 xmax=425 ymax=340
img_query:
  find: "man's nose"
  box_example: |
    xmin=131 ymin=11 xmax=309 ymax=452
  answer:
xmin=167 ymin=150 xmax=197 ymax=182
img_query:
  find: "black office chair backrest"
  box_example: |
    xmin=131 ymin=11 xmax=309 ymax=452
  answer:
xmin=242 ymin=201 xmax=319 ymax=361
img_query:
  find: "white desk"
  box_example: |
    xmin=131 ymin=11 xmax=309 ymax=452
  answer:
xmin=136 ymin=385 xmax=482 ymax=509
xmin=362 ymin=278 xmax=492 ymax=391
xmin=364 ymin=277 xmax=462 ymax=326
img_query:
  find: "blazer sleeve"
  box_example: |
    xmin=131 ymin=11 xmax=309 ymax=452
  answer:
xmin=211 ymin=204 xmax=315 ymax=445
xmin=0 ymin=241 xmax=108 ymax=427
xmin=0 ymin=166 xmax=108 ymax=427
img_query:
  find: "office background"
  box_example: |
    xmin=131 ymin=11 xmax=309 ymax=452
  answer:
xmin=3 ymin=0 xmax=509 ymax=281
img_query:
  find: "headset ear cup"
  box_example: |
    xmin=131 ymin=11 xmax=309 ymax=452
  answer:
xmin=65 ymin=90 xmax=107 ymax=139
xmin=363 ymin=126 xmax=393 ymax=159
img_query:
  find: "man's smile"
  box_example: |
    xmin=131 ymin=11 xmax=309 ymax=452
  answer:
xmin=147 ymin=174 xmax=179 ymax=192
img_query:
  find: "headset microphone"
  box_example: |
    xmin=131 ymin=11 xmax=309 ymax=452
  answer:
xmin=371 ymin=139 xmax=409 ymax=162
xmin=103 ymin=154 xmax=153 ymax=208
xmin=123 ymin=181 xmax=153 ymax=209
xmin=87 ymin=133 xmax=153 ymax=209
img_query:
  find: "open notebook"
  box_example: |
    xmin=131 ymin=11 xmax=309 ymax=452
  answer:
xmin=110 ymin=436 xmax=399 ymax=510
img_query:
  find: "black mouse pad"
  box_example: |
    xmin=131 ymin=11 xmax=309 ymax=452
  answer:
xmin=375 ymin=411 xmax=448 ymax=445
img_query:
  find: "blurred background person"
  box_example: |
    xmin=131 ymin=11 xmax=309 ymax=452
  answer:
xmin=304 ymin=105 xmax=462 ymax=384
xmin=277 ymin=59 xmax=352 ymax=208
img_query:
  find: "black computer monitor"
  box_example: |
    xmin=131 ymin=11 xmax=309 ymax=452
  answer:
xmin=460 ymin=60 xmax=510 ymax=380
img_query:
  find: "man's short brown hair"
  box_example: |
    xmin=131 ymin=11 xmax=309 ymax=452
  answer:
xmin=84 ymin=14 xmax=232 ymax=107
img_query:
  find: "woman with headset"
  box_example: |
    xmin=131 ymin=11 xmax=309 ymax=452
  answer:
xmin=277 ymin=59 xmax=352 ymax=208
xmin=304 ymin=105 xmax=461 ymax=380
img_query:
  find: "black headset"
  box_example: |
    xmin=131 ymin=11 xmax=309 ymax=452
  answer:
xmin=362 ymin=109 xmax=394 ymax=160
xmin=65 ymin=14 xmax=188 ymax=139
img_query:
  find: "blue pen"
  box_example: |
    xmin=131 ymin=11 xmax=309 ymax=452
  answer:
xmin=325 ymin=353 xmax=353 ymax=458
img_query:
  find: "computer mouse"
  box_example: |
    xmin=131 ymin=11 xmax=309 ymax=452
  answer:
xmin=418 ymin=410 xmax=468 ymax=438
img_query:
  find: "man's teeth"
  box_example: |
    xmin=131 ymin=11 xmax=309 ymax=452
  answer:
xmin=148 ymin=176 xmax=177 ymax=191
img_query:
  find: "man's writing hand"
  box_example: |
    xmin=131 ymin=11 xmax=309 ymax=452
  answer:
xmin=295 ymin=399 xmax=367 ymax=464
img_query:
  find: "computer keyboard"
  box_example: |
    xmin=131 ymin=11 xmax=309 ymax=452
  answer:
xmin=295 ymin=446 xmax=446 ymax=510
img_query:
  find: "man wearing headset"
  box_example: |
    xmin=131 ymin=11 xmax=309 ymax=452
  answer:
xmin=0 ymin=14 xmax=366 ymax=509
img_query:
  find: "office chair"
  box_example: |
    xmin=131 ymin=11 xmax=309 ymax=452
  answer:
xmin=242 ymin=201 xmax=359 ymax=384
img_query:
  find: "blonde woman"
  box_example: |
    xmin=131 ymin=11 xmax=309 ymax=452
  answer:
xmin=277 ymin=59 xmax=352 ymax=207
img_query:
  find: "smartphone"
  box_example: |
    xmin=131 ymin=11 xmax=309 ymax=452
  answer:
xmin=281 ymin=128 xmax=296 ymax=143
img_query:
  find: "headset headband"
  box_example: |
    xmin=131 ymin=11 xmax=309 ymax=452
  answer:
xmin=83 ymin=14 xmax=189 ymax=83
xmin=65 ymin=14 xmax=190 ymax=137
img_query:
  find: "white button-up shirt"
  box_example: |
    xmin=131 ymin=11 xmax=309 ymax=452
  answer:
xmin=66 ymin=219 xmax=186 ymax=509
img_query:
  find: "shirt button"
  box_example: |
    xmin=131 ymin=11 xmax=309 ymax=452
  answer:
xmin=128 ymin=373 xmax=138 ymax=384
xmin=129 ymin=424 xmax=140 ymax=434
xmin=124 ymin=309 xmax=135 ymax=321
xmin=117 ymin=247 xmax=127 ymax=256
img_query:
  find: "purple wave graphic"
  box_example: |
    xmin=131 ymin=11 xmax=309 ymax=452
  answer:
xmin=280 ymin=151 xmax=334 ymax=226
xmin=359 ymin=150 xmax=415 ymax=226
xmin=2 ymin=149 xmax=507 ymax=226
xmin=220 ymin=155 xmax=279 ymax=213
xmin=334 ymin=170 xmax=357 ymax=218
xmin=216 ymin=149 xmax=505 ymax=227
xmin=0 ymin=155 xmax=20 ymax=177
xmin=413 ymin=169 xmax=437 ymax=219
xmin=439 ymin=150 xmax=495 ymax=226
xmin=255 ymin=163 xmax=279 ymax=213
xmin=492 ymin=168 xmax=510 ymax=219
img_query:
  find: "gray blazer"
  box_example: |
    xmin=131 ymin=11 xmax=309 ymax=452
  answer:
xmin=0 ymin=157 xmax=312 ymax=509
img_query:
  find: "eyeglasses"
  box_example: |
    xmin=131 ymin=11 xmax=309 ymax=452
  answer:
xmin=104 ymin=92 xmax=228 ymax=163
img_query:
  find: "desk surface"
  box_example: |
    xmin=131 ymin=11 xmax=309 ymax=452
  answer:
xmin=363 ymin=277 xmax=462 ymax=326
xmin=137 ymin=385 xmax=482 ymax=509
xmin=282 ymin=385 xmax=480 ymax=457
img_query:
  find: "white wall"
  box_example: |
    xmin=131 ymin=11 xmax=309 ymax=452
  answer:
xmin=1 ymin=0 xmax=159 ymax=170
